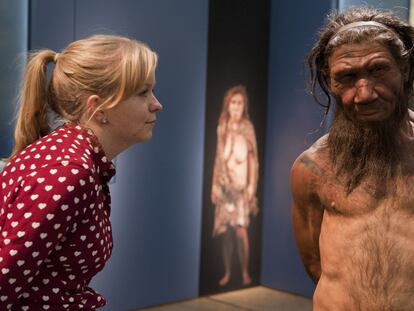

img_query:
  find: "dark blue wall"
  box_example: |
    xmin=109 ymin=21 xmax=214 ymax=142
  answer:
xmin=260 ymin=0 xmax=332 ymax=297
xmin=30 ymin=0 xmax=208 ymax=310
xmin=30 ymin=0 xmax=75 ymax=50
xmin=339 ymin=0 xmax=409 ymax=19
xmin=0 ymin=1 xmax=28 ymax=159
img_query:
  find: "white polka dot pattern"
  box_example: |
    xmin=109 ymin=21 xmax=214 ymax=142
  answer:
xmin=0 ymin=124 xmax=115 ymax=310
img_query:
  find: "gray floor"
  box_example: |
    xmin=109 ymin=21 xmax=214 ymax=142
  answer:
xmin=137 ymin=286 xmax=312 ymax=311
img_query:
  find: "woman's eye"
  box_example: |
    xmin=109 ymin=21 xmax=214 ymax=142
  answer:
xmin=138 ymin=89 xmax=148 ymax=96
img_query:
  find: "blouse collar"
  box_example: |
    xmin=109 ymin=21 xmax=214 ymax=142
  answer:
xmin=65 ymin=123 xmax=116 ymax=184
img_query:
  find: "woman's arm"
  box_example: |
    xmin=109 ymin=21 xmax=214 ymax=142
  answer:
xmin=0 ymin=165 xmax=95 ymax=308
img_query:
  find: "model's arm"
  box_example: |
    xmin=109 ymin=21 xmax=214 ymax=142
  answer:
xmin=246 ymin=122 xmax=258 ymax=200
xmin=211 ymin=124 xmax=224 ymax=204
xmin=291 ymin=152 xmax=324 ymax=284
xmin=247 ymin=152 xmax=257 ymax=199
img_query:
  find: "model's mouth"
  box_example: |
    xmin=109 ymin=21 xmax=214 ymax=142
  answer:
xmin=357 ymin=107 xmax=382 ymax=116
xmin=359 ymin=110 xmax=378 ymax=116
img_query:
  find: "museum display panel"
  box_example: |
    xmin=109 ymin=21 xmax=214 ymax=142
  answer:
xmin=199 ymin=0 xmax=269 ymax=295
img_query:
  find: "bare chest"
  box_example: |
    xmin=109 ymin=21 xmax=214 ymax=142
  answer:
xmin=318 ymin=174 xmax=414 ymax=217
xmin=316 ymin=176 xmax=414 ymax=310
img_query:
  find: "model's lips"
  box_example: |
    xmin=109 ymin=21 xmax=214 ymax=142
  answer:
xmin=359 ymin=110 xmax=378 ymax=116
xmin=356 ymin=107 xmax=382 ymax=116
xmin=145 ymin=120 xmax=156 ymax=125
xmin=355 ymin=109 xmax=387 ymax=122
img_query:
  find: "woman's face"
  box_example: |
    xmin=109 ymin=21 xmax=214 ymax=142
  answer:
xmin=228 ymin=93 xmax=244 ymax=121
xmin=104 ymin=72 xmax=163 ymax=145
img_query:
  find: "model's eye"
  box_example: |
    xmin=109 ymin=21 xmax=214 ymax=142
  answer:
xmin=336 ymin=72 xmax=356 ymax=84
xmin=371 ymin=65 xmax=388 ymax=75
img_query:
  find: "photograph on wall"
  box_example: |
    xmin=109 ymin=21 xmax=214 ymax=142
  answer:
xmin=211 ymin=85 xmax=259 ymax=287
xmin=199 ymin=0 xmax=270 ymax=295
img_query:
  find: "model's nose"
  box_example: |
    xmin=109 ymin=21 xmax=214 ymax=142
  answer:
xmin=354 ymin=79 xmax=378 ymax=105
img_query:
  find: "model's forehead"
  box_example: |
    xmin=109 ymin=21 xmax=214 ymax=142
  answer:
xmin=230 ymin=93 xmax=244 ymax=100
xmin=328 ymin=42 xmax=395 ymax=67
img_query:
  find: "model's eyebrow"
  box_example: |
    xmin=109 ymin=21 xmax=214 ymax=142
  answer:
xmin=330 ymin=67 xmax=356 ymax=78
xmin=333 ymin=67 xmax=354 ymax=74
xmin=366 ymin=59 xmax=393 ymax=69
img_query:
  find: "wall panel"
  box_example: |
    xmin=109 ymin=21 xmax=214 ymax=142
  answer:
xmin=0 ymin=0 xmax=28 ymax=159
xmin=261 ymin=0 xmax=332 ymax=297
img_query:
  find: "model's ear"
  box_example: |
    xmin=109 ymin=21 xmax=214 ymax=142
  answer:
xmin=404 ymin=67 xmax=410 ymax=82
xmin=85 ymin=95 xmax=108 ymax=124
xmin=399 ymin=62 xmax=410 ymax=81
xmin=324 ymin=67 xmax=332 ymax=89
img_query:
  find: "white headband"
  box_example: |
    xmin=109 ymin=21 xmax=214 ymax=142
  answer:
xmin=328 ymin=21 xmax=400 ymax=46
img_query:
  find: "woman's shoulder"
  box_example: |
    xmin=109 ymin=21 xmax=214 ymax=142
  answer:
xmin=3 ymin=125 xmax=95 ymax=181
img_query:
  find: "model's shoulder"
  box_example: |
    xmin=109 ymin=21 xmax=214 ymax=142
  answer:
xmin=291 ymin=134 xmax=329 ymax=179
xmin=309 ymin=134 xmax=328 ymax=154
xmin=239 ymin=119 xmax=254 ymax=131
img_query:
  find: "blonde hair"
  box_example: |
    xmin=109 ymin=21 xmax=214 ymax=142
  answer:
xmin=9 ymin=34 xmax=157 ymax=160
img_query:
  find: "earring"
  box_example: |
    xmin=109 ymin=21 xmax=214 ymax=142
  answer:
xmin=102 ymin=117 xmax=108 ymax=124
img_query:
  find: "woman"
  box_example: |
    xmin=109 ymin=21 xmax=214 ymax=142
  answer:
xmin=211 ymin=85 xmax=258 ymax=286
xmin=0 ymin=35 xmax=162 ymax=310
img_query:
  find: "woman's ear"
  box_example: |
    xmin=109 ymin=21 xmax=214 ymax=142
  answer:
xmin=85 ymin=95 xmax=108 ymax=124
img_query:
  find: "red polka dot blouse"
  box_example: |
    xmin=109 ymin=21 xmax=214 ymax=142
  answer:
xmin=0 ymin=123 xmax=116 ymax=310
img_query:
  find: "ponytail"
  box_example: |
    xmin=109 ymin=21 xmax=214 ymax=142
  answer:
xmin=8 ymin=50 xmax=56 ymax=160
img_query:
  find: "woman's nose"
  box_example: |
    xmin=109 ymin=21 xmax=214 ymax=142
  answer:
xmin=150 ymin=95 xmax=163 ymax=112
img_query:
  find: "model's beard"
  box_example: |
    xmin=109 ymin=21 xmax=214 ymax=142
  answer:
xmin=327 ymin=99 xmax=407 ymax=198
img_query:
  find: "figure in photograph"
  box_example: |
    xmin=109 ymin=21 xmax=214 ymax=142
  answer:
xmin=211 ymin=85 xmax=259 ymax=286
xmin=0 ymin=34 xmax=162 ymax=309
xmin=291 ymin=7 xmax=414 ymax=310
